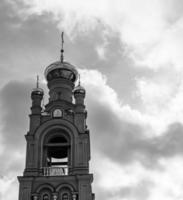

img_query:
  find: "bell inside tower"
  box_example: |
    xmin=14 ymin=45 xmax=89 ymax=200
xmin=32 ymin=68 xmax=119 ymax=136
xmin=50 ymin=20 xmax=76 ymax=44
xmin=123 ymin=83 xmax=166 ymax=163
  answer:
xmin=43 ymin=129 xmax=70 ymax=176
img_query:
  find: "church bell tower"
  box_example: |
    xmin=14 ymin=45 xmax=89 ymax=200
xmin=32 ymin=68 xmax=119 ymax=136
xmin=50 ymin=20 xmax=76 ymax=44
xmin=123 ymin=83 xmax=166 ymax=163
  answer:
xmin=18 ymin=33 xmax=94 ymax=200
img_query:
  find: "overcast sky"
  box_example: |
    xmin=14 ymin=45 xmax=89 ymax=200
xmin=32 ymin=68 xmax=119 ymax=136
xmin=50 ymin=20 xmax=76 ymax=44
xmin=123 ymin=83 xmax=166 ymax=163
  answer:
xmin=1 ymin=0 xmax=183 ymax=200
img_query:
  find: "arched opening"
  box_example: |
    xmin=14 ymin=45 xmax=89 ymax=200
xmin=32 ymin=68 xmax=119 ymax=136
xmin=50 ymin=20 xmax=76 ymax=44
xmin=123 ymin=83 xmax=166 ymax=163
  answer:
xmin=42 ymin=194 xmax=49 ymax=200
xmin=59 ymin=187 xmax=72 ymax=200
xmin=62 ymin=193 xmax=69 ymax=200
xmin=39 ymin=188 xmax=52 ymax=200
xmin=47 ymin=136 xmax=69 ymax=167
xmin=43 ymin=129 xmax=71 ymax=176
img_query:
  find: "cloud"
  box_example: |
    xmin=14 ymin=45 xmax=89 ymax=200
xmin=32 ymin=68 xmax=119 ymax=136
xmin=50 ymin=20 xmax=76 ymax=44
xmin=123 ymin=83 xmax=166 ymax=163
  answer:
xmin=78 ymin=69 xmax=183 ymax=169
xmin=93 ymin=154 xmax=183 ymax=200
xmin=136 ymin=73 xmax=183 ymax=134
xmin=1 ymin=69 xmax=183 ymax=199
xmin=0 ymin=79 xmax=39 ymax=199
xmin=132 ymin=17 xmax=183 ymax=71
xmin=7 ymin=0 xmax=183 ymax=72
xmin=0 ymin=80 xmax=31 ymax=147
xmin=0 ymin=176 xmax=18 ymax=200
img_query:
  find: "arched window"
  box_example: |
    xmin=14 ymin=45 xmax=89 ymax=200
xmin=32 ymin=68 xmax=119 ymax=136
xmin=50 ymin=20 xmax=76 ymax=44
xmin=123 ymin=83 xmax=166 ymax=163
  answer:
xmin=47 ymin=136 xmax=69 ymax=167
xmin=59 ymin=186 xmax=73 ymax=200
xmin=42 ymin=193 xmax=49 ymax=200
xmin=62 ymin=193 xmax=69 ymax=200
xmin=53 ymin=109 xmax=62 ymax=118
xmin=43 ymin=130 xmax=70 ymax=176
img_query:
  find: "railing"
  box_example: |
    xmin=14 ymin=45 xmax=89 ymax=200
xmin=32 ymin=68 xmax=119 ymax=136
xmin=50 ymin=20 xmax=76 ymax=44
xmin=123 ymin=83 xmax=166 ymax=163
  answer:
xmin=43 ymin=167 xmax=68 ymax=176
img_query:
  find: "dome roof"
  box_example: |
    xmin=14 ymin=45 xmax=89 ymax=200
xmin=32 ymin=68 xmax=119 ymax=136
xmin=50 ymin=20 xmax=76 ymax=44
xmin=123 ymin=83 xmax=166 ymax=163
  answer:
xmin=74 ymin=85 xmax=86 ymax=95
xmin=32 ymin=87 xmax=44 ymax=95
xmin=44 ymin=61 xmax=78 ymax=82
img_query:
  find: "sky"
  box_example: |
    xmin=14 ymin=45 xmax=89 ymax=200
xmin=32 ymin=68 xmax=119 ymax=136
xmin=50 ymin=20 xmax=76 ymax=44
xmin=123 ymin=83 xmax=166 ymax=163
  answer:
xmin=1 ymin=0 xmax=183 ymax=199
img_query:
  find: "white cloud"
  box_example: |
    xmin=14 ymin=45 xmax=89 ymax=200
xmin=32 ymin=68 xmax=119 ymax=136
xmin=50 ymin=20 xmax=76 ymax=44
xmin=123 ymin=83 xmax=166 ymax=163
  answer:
xmin=0 ymin=176 xmax=18 ymax=200
xmin=80 ymin=68 xmax=146 ymax=126
xmin=12 ymin=0 xmax=183 ymax=71
xmin=94 ymin=155 xmax=142 ymax=190
xmin=136 ymin=78 xmax=174 ymax=113
xmin=93 ymin=153 xmax=183 ymax=200
xmin=132 ymin=17 xmax=183 ymax=70
xmin=135 ymin=73 xmax=183 ymax=134
xmin=80 ymin=68 xmax=182 ymax=136
xmin=95 ymin=45 xmax=106 ymax=60
xmin=1 ymin=68 xmax=183 ymax=200
xmin=147 ymin=156 xmax=183 ymax=200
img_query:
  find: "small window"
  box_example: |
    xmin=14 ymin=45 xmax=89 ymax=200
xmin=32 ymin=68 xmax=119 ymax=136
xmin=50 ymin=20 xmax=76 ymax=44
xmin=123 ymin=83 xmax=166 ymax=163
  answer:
xmin=62 ymin=193 xmax=69 ymax=200
xmin=43 ymin=194 xmax=49 ymax=200
xmin=53 ymin=109 xmax=62 ymax=118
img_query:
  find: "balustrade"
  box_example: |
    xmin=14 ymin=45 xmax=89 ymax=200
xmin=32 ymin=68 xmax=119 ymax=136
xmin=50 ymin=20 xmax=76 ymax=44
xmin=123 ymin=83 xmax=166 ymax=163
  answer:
xmin=43 ymin=167 xmax=68 ymax=176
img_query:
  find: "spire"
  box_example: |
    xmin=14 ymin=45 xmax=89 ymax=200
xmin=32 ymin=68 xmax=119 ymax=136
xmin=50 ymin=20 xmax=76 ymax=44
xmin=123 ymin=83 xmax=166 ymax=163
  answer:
xmin=60 ymin=32 xmax=64 ymax=63
xmin=32 ymin=75 xmax=44 ymax=95
xmin=36 ymin=75 xmax=39 ymax=88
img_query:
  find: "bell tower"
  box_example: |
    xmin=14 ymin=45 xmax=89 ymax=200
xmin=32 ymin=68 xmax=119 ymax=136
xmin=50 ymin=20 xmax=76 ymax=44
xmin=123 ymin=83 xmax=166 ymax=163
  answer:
xmin=18 ymin=33 xmax=95 ymax=200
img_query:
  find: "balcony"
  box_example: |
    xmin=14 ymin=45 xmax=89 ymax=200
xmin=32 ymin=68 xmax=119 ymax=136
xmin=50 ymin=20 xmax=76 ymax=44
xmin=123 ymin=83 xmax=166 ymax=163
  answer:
xmin=43 ymin=167 xmax=68 ymax=176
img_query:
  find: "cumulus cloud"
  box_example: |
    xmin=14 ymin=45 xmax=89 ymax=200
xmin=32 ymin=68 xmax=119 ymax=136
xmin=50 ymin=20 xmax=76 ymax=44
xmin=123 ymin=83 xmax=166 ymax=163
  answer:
xmin=81 ymin=69 xmax=183 ymax=199
xmin=7 ymin=0 xmax=183 ymax=129
xmin=0 ymin=176 xmax=18 ymax=200
xmin=1 ymin=69 xmax=183 ymax=200
xmin=7 ymin=0 xmax=183 ymax=72
xmin=136 ymin=72 xmax=183 ymax=134
xmin=79 ymin=69 xmax=183 ymax=168
xmin=0 ymin=80 xmax=36 ymax=184
xmin=0 ymin=80 xmax=31 ymax=147
xmin=93 ymin=154 xmax=183 ymax=200
xmin=0 ymin=81 xmax=32 ymax=199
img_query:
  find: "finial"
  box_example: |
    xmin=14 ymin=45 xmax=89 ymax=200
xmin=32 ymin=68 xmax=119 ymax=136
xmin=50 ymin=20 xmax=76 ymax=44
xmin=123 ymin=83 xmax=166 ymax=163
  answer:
xmin=36 ymin=75 xmax=39 ymax=88
xmin=32 ymin=75 xmax=44 ymax=95
xmin=60 ymin=32 xmax=64 ymax=63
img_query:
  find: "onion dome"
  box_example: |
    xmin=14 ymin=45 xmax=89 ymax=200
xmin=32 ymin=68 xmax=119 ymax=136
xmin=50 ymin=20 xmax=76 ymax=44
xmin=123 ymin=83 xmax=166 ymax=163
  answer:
xmin=74 ymin=84 xmax=86 ymax=95
xmin=74 ymin=74 xmax=85 ymax=95
xmin=32 ymin=87 xmax=44 ymax=95
xmin=44 ymin=61 xmax=78 ymax=83
xmin=32 ymin=75 xmax=44 ymax=95
xmin=45 ymin=32 xmax=78 ymax=83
